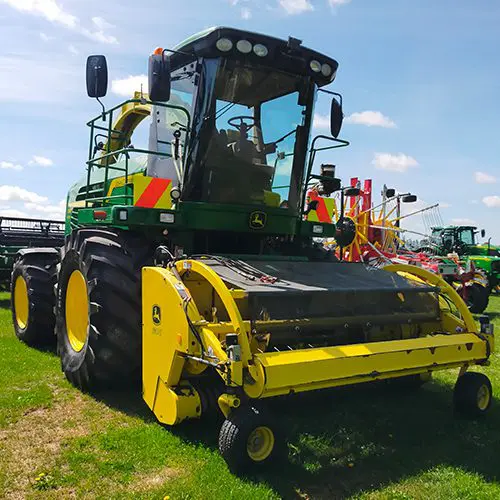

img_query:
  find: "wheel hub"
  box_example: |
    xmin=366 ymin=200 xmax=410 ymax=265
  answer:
xmin=14 ymin=275 xmax=29 ymax=330
xmin=247 ymin=426 xmax=275 ymax=462
xmin=65 ymin=270 xmax=89 ymax=352
xmin=477 ymin=384 xmax=491 ymax=410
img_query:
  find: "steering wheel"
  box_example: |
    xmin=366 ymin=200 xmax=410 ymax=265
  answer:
xmin=227 ymin=116 xmax=256 ymax=139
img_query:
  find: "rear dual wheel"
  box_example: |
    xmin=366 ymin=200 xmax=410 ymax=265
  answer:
xmin=11 ymin=249 xmax=59 ymax=346
xmin=56 ymin=228 xmax=152 ymax=390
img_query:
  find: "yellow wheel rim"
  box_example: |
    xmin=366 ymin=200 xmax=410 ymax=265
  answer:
xmin=65 ymin=270 xmax=89 ymax=352
xmin=477 ymin=384 xmax=491 ymax=411
xmin=14 ymin=275 xmax=29 ymax=330
xmin=247 ymin=426 xmax=275 ymax=462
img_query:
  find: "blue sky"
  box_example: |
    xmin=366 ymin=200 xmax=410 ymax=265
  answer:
xmin=0 ymin=0 xmax=499 ymax=241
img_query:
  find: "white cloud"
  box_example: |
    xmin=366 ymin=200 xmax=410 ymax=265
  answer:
xmin=313 ymin=113 xmax=330 ymax=129
xmin=452 ymin=217 xmax=477 ymax=225
xmin=474 ymin=171 xmax=496 ymax=184
xmin=345 ymin=111 xmax=396 ymax=128
xmin=328 ymin=0 xmax=351 ymax=6
xmin=29 ymin=155 xmax=53 ymax=167
xmin=68 ymin=44 xmax=78 ymax=55
xmin=86 ymin=30 xmax=118 ymax=45
xmin=0 ymin=161 xmax=23 ymax=171
xmin=92 ymin=16 xmax=114 ymax=31
xmin=111 ymin=75 xmax=148 ymax=97
xmin=241 ymin=7 xmax=252 ymax=18
xmin=276 ymin=156 xmax=294 ymax=176
xmin=2 ymin=0 xmax=77 ymax=27
xmin=0 ymin=186 xmax=48 ymax=203
xmin=483 ymin=196 xmax=500 ymax=208
xmin=0 ymin=208 xmax=29 ymax=218
xmin=372 ymin=153 xmax=419 ymax=173
xmin=279 ymin=0 xmax=313 ymax=15
xmin=39 ymin=32 xmax=52 ymax=42
xmin=1 ymin=0 xmax=117 ymax=44
xmin=24 ymin=200 xmax=65 ymax=219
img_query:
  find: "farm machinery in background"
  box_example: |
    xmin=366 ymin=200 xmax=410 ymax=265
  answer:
xmin=9 ymin=27 xmax=494 ymax=472
xmin=321 ymin=178 xmax=491 ymax=313
xmin=0 ymin=217 xmax=64 ymax=284
xmin=416 ymin=225 xmax=500 ymax=293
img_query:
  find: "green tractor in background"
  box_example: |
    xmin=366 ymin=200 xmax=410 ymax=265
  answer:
xmin=420 ymin=225 xmax=500 ymax=292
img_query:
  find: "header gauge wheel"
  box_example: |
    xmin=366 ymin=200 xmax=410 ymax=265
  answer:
xmin=454 ymin=372 xmax=492 ymax=418
xmin=219 ymin=406 xmax=284 ymax=472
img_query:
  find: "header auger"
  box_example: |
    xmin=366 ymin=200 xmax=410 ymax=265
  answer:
xmin=10 ymin=27 xmax=494 ymax=472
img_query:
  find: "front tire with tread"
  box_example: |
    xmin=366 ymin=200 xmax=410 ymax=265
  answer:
xmin=56 ymin=228 xmax=152 ymax=391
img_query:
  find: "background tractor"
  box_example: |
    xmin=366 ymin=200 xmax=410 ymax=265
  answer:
xmin=418 ymin=225 xmax=500 ymax=292
xmin=10 ymin=27 xmax=495 ymax=471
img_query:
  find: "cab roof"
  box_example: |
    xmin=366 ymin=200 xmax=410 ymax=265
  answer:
xmin=170 ymin=26 xmax=339 ymax=87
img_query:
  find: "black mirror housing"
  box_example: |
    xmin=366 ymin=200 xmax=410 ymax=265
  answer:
xmin=402 ymin=194 xmax=417 ymax=203
xmin=385 ymin=188 xmax=396 ymax=198
xmin=149 ymin=54 xmax=171 ymax=102
xmin=481 ymin=229 xmax=486 ymax=238
xmin=344 ymin=187 xmax=360 ymax=197
xmin=86 ymin=55 xmax=108 ymax=98
xmin=330 ymin=98 xmax=343 ymax=138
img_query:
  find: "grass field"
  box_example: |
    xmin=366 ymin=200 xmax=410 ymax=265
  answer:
xmin=1 ymin=292 xmax=499 ymax=499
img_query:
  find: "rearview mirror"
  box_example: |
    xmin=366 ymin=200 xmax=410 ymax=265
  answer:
xmin=149 ymin=53 xmax=171 ymax=102
xmin=330 ymin=98 xmax=343 ymax=138
xmin=385 ymin=188 xmax=396 ymax=198
xmin=402 ymin=194 xmax=417 ymax=203
xmin=344 ymin=187 xmax=360 ymax=197
xmin=481 ymin=229 xmax=486 ymax=238
xmin=86 ymin=55 xmax=108 ymax=98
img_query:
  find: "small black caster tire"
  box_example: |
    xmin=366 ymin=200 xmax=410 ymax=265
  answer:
xmin=218 ymin=406 xmax=283 ymax=473
xmin=453 ymin=372 xmax=492 ymax=418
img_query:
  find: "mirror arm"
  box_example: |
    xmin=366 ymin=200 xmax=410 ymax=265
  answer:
xmin=96 ymin=97 xmax=106 ymax=121
xmin=318 ymin=88 xmax=343 ymax=108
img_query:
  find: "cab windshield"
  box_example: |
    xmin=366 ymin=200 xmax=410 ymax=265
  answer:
xmin=183 ymin=58 xmax=312 ymax=210
xmin=458 ymin=228 xmax=475 ymax=245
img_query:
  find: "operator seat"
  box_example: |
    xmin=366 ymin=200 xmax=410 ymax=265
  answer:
xmin=226 ymin=129 xmax=267 ymax=165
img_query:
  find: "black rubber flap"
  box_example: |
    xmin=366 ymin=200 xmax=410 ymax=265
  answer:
xmin=196 ymin=258 xmax=436 ymax=295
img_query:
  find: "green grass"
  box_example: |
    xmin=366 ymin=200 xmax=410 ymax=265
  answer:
xmin=1 ymin=291 xmax=499 ymax=499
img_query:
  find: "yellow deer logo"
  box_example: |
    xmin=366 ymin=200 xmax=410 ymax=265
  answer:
xmin=249 ymin=211 xmax=267 ymax=230
xmin=152 ymin=305 xmax=161 ymax=325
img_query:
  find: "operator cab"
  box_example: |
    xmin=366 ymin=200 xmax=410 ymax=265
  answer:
xmin=147 ymin=27 xmax=342 ymax=213
xmin=431 ymin=226 xmax=479 ymax=254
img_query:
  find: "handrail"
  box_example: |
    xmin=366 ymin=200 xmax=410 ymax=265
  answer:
xmin=301 ymin=135 xmax=350 ymax=213
xmin=85 ymin=98 xmax=192 ymax=210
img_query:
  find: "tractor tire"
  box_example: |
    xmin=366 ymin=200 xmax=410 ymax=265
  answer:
xmin=55 ymin=228 xmax=153 ymax=391
xmin=464 ymin=283 xmax=489 ymax=314
xmin=10 ymin=248 xmax=59 ymax=347
xmin=453 ymin=372 xmax=492 ymax=418
xmin=219 ymin=405 xmax=284 ymax=472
